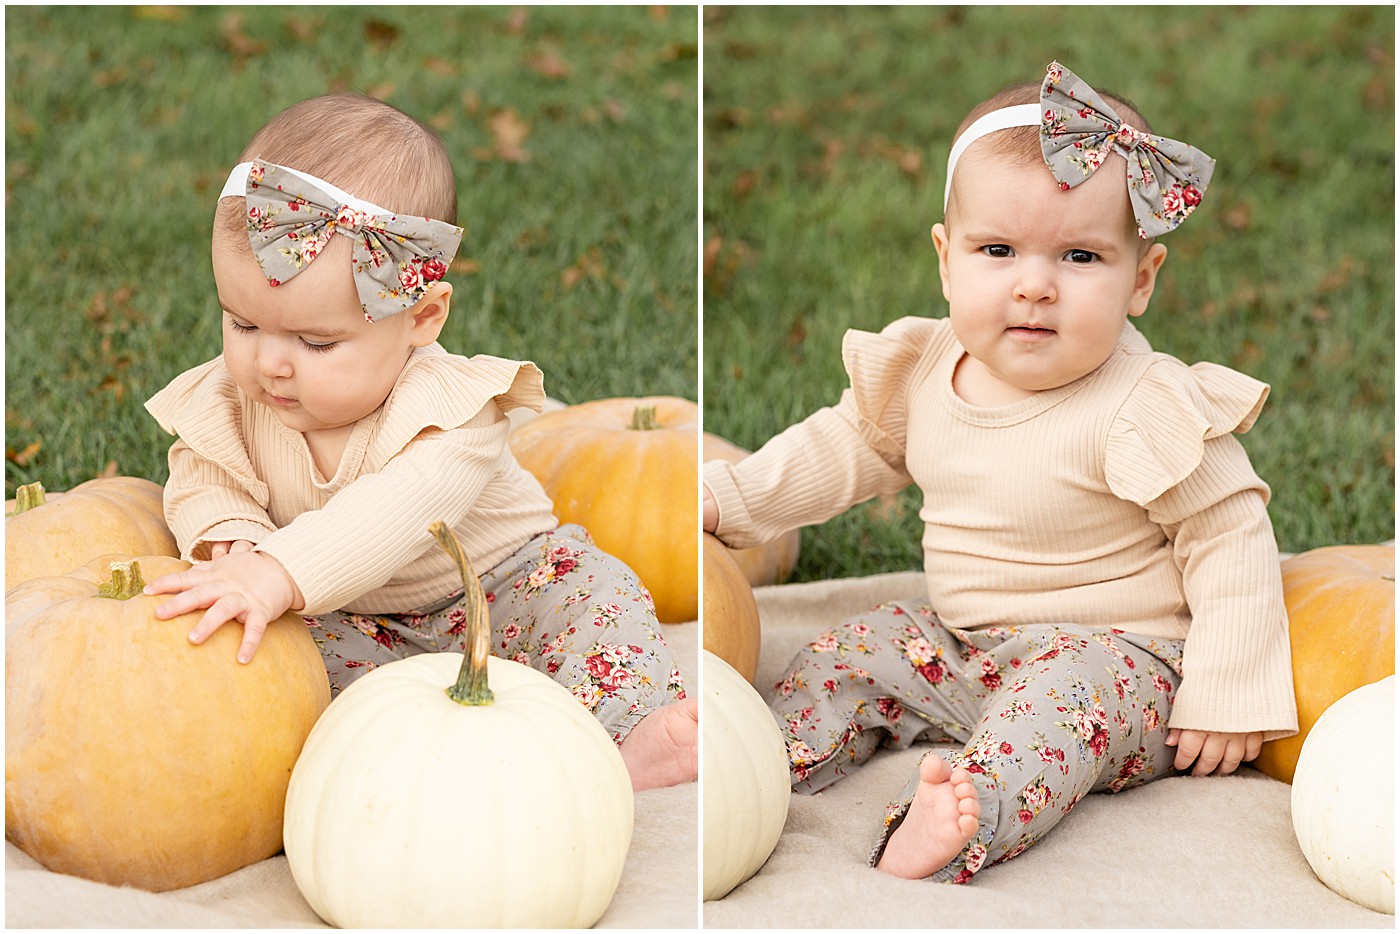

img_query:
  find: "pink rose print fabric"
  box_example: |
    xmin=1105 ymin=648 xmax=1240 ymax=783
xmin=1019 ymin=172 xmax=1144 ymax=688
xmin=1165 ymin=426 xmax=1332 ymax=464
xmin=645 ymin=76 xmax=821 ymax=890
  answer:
xmin=303 ymin=524 xmax=685 ymax=743
xmin=767 ymin=598 xmax=1183 ymax=883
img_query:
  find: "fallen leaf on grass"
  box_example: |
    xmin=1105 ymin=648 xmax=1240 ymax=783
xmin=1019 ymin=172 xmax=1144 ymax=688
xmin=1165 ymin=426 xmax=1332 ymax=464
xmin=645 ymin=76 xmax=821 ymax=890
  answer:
xmin=221 ymin=13 xmax=267 ymax=61
xmin=285 ymin=15 xmax=318 ymax=42
xmin=426 ymin=57 xmax=456 ymax=76
xmin=703 ymin=235 xmax=723 ymax=279
xmin=450 ymin=258 xmax=481 ymax=275
xmin=528 ymin=49 xmax=571 ymax=79
xmin=488 ymin=109 xmax=531 ymax=163
xmin=7 ymin=441 xmax=41 ymax=467
xmin=98 ymin=461 xmax=120 ymax=479
xmin=561 ymin=247 xmax=605 ymax=289
xmin=364 ymin=19 xmax=400 ymax=50
xmin=134 ymin=6 xmax=186 ymax=21
xmin=505 ymin=7 xmax=528 ymax=34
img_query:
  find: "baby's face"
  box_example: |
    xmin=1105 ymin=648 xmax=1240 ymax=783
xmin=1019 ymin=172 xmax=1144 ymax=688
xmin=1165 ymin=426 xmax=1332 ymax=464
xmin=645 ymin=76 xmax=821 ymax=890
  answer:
xmin=934 ymin=148 xmax=1167 ymax=403
xmin=212 ymin=234 xmax=419 ymax=437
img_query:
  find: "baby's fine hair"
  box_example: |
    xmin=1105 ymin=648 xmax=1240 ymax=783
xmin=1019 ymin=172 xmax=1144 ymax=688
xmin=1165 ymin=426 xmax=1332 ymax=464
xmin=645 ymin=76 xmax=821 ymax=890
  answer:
xmin=215 ymin=93 xmax=456 ymax=247
xmin=946 ymin=79 xmax=1153 ymax=226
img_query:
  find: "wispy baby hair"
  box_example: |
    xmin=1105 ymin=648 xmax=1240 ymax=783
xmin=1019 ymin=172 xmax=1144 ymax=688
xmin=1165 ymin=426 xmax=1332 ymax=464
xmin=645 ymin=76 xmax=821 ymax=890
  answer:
xmin=215 ymin=92 xmax=457 ymax=247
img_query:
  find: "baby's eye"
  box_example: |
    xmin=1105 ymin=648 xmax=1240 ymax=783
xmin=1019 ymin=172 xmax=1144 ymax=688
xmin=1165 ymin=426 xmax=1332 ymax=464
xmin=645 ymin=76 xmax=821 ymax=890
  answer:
xmin=226 ymin=317 xmax=257 ymax=333
xmin=1065 ymin=249 xmax=1099 ymax=264
xmin=981 ymin=244 xmax=1013 ymax=258
xmin=300 ymin=339 xmax=338 ymax=354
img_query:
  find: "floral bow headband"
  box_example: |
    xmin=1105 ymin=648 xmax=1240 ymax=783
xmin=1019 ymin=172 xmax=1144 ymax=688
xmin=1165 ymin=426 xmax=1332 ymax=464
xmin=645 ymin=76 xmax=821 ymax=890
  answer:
xmin=943 ymin=61 xmax=1215 ymax=238
xmin=218 ymin=159 xmax=464 ymax=322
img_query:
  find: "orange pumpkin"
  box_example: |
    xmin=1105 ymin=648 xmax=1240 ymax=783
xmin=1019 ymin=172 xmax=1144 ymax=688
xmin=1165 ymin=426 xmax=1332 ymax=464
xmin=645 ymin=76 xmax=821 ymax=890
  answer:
xmin=5 ymin=554 xmax=330 ymax=891
xmin=702 ymin=433 xmax=801 ymax=587
xmin=5 ymin=477 xmax=178 ymax=589
xmin=1253 ymin=544 xmax=1395 ymax=783
xmin=510 ymin=397 xmax=698 ymax=623
xmin=702 ymin=533 xmax=762 ymax=684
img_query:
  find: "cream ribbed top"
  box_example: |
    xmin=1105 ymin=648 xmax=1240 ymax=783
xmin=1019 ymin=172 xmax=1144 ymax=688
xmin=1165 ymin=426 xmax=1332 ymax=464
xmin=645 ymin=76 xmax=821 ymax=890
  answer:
xmin=705 ymin=317 xmax=1298 ymax=738
xmin=145 ymin=344 xmax=558 ymax=616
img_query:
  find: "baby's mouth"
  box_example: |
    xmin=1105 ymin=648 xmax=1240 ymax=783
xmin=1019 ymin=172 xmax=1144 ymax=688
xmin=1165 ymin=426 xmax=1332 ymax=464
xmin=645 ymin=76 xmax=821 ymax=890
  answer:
xmin=1007 ymin=325 xmax=1056 ymax=340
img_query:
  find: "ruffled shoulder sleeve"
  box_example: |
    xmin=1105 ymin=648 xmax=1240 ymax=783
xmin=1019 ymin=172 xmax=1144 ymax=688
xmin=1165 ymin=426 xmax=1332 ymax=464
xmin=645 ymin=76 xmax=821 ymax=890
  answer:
xmin=366 ymin=344 xmax=545 ymax=466
xmin=1106 ymin=357 xmax=1269 ymax=505
xmin=840 ymin=316 xmax=951 ymax=460
xmin=143 ymin=357 xmax=268 ymax=501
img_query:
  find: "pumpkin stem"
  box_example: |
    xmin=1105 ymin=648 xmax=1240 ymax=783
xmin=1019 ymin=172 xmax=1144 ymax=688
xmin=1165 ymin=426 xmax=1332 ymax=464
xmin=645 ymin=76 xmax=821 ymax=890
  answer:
xmin=629 ymin=404 xmax=659 ymax=431
xmin=430 ymin=521 xmax=495 ymax=707
xmin=12 ymin=481 xmax=45 ymax=515
xmin=97 ymin=559 xmax=146 ymax=601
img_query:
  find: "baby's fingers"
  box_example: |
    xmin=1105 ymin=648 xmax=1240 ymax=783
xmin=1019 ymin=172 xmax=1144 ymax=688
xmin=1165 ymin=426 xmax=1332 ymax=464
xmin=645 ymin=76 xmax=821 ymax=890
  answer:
xmin=187 ymin=593 xmax=247 ymax=649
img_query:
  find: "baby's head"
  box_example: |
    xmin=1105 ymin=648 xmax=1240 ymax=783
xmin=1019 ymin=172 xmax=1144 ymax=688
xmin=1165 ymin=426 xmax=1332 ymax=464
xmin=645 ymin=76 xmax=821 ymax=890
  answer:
xmin=931 ymin=62 xmax=1212 ymax=403
xmin=212 ymin=94 xmax=460 ymax=437
xmin=943 ymin=79 xmax=1156 ymax=245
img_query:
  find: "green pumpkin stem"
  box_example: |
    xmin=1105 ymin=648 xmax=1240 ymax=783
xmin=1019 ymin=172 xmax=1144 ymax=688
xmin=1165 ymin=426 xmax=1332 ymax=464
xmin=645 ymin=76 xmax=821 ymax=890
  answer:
xmin=430 ymin=521 xmax=495 ymax=707
xmin=97 ymin=559 xmax=146 ymax=601
xmin=12 ymin=481 xmax=45 ymax=515
xmin=629 ymin=404 xmax=659 ymax=431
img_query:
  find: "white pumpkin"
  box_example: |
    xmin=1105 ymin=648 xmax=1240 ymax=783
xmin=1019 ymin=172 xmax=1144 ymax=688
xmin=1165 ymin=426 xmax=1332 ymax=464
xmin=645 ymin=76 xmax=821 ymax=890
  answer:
xmin=702 ymin=650 xmax=791 ymax=901
xmin=1291 ymin=676 xmax=1394 ymax=915
xmin=282 ymin=523 xmax=634 ymax=929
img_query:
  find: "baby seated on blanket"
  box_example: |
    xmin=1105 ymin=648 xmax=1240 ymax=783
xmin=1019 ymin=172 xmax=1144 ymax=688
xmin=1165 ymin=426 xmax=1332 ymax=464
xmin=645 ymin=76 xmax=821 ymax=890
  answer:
xmin=142 ymin=92 xmax=696 ymax=791
xmin=703 ymin=62 xmax=1297 ymax=881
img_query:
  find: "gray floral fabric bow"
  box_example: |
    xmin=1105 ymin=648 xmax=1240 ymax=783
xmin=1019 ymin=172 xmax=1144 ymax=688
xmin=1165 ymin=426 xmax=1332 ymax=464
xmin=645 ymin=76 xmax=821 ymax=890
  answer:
xmin=1040 ymin=61 xmax=1215 ymax=238
xmin=241 ymin=159 xmax=464 ymax=322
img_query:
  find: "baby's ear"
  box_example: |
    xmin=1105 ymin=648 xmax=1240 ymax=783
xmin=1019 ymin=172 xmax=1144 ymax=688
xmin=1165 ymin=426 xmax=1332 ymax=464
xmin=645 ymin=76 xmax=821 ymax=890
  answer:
xmin=1127 ymin=243 xmax=1168 ymax=318
xmin=407 ymin=282 xmax=452 ymax=346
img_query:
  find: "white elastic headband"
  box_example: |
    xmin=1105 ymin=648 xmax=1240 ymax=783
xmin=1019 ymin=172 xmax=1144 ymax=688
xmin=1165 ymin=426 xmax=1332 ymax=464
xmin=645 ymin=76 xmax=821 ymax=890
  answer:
xmin=942 ymin=103 xmax=1042 ymax=213
xmin=218 ymin=161 xmax=386 ymax=216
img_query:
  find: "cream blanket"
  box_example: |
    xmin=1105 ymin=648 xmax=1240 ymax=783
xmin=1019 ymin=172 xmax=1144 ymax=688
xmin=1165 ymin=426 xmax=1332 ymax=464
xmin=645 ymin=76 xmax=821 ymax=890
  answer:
xmin=5 ymin=621 xmax=699 ymax=929
xmin=702 ymin=570 xmax=1392 ymax=929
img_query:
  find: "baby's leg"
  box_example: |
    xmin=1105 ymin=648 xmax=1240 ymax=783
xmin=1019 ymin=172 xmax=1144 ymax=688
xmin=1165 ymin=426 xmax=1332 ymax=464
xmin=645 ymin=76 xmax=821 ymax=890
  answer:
xmin=481 ymin=524 xmax=695 ymax=790
xmin=768 ymin=600 xmax=987 ymax=794
xmin=870 ymin=627 xmax=1184 ymax=883
xmin=302 ymin=603 xmax=468 ymax=696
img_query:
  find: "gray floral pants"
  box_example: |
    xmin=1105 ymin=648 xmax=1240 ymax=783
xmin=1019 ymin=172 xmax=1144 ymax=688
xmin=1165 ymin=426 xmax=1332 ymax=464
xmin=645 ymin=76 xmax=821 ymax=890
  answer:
xmin=303 ymin=524 xmax=686 ymax=743
xmin=769 ymin=599 xmax=1184 ymax=882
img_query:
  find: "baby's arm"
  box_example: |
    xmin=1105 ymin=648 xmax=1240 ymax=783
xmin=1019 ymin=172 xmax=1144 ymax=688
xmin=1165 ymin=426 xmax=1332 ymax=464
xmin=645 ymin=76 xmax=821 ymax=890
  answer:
xmin=1146 ymin=436 xmax=1297 ymax=763
xmin=163 ymin=438 xmax=277 ymax=561
xmin=706 ymin=389 xmax=913 ymax=550
xmin=250 ymin=414 xmax=512 ymax=616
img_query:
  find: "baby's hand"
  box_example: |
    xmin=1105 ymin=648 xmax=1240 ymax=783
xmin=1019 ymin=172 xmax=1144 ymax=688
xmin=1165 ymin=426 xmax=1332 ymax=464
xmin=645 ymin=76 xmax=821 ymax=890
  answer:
xmin=702 ymin=486 xmax=718 ymax=534
xmin=208 ymin=539 xmax=255 ymax=559
xmin=1165 ymin=728 xmax=1263 ymax=777
xmin=145 ymin=551 xmax=305 ymax=664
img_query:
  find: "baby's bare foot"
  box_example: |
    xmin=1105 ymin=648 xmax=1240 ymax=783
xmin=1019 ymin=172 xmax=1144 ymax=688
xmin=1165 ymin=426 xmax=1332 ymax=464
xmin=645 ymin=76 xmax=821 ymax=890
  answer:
xmin=619 ymin=697 xmax=698 ymax=791
xmin=876 ymin=753 xmax=981 ymax=879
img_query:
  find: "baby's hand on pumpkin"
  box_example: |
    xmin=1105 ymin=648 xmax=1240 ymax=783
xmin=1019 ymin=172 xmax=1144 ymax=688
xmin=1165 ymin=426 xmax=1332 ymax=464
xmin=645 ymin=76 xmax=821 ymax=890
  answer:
xmin=1165 ymin=728 xmax=1263 ymax=777
xmin=145 ymin=551 xmax=306 ymax=664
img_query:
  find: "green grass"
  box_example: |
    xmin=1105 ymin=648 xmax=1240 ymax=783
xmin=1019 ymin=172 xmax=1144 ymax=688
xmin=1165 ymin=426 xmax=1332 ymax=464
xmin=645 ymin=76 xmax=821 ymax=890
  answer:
xmin=702 ymin=6 xmax=1395 ymax=581
xmin=6 ymin=5 xmax=697 ymax=496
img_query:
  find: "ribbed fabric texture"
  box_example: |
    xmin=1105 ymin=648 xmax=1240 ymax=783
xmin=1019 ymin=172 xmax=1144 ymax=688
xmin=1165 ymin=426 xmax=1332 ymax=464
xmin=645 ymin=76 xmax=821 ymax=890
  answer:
xmin=145 ymin=345 xmax=558 ymax=616
xmin=705 ymin=316 xmax=1297 ymax=739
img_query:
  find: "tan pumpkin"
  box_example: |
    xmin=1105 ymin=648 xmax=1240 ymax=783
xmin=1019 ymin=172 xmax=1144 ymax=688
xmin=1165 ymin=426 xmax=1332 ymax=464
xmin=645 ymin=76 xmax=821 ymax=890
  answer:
xmin=511 ymin=397 xmax=698 ymax=623
xmin=1253 ymin=544 xmax=1395 ymax=783
xmin=5 ymin=554 xmax=330 ymax=891
xmin=5 ymin=478 xmax=178 ymax=590
xmin=703 ymin=533 xmax=762 ymax=684
xmin=702 ymin=433 xmax=801 ymax=587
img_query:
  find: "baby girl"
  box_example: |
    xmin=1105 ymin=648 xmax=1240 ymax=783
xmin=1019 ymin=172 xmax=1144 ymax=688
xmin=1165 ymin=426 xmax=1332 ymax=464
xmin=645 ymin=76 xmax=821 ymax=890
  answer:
xmin=144 ymin=92 xmax=696 ymax=791
xmin=703 ymin=62 xmax=1297 ymax=880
